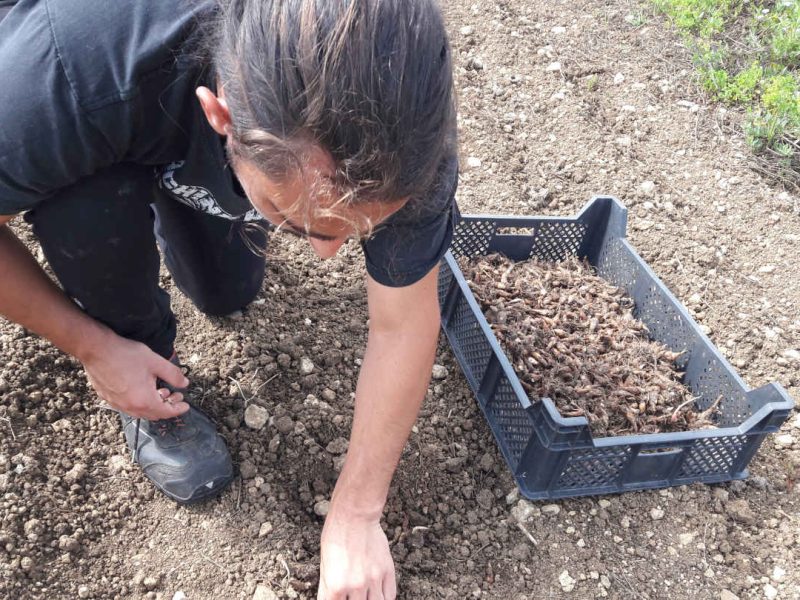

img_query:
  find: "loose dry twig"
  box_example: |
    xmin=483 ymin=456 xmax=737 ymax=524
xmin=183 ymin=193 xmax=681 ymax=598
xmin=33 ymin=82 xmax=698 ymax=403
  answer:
xmin=0 ymin=416 xmax=15 ymax=441
xmin=516 ymin=521 xmax=538 ymax=546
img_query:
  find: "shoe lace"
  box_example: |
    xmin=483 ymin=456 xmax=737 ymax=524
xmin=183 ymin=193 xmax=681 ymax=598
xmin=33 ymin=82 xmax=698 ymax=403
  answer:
xmin=130 ymin=415 xmax=188 ymax=462
xmin=155 ymin=415 xmax=187 ymax=437
xmin=131 ymin=357 xmax=192 ymax=462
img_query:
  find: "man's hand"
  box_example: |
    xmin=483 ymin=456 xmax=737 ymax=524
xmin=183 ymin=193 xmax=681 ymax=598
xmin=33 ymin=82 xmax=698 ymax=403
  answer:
xmin=318 ymin=504 xmax=396 ymax=600
xmin=82 ymin=333 xmax=190 ymax=420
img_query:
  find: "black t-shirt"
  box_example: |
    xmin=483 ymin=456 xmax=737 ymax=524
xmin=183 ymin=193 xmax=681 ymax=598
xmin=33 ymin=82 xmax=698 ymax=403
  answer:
xmin=0 ymin=0 xmax=458 ymax=287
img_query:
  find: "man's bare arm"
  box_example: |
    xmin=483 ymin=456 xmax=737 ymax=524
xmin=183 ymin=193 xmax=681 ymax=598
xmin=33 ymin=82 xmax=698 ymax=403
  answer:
xmin=317 ymin=266 xmax=441 ymax=599
xmin=0 ymin=214 xmax=188 ymax=418
xmin=0 ymin=214 xmax=110 ymax=359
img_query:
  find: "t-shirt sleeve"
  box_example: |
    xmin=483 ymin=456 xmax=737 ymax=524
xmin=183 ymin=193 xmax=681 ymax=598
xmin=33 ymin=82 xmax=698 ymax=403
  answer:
xmin=361 ymin=154 xmax=460 ymax=287
xmin=0 ymin=1 xmax=115 ymax=215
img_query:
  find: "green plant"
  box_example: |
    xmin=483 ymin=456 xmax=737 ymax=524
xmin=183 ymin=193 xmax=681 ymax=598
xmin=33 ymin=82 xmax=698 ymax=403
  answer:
xmin=652 ymin=0 xmax=798 ymax=182
xmin=652 ymin=0 xmax=741 ymax=38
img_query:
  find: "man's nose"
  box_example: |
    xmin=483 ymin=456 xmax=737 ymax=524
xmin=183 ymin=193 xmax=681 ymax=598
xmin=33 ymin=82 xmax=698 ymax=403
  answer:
xmin=308 ymin=236 xmax=347 ymax=259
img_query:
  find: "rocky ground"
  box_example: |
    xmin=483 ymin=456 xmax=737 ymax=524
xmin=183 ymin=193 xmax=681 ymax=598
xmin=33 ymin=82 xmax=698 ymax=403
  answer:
xmin=1 ymin=0 xmax=799 ymax=599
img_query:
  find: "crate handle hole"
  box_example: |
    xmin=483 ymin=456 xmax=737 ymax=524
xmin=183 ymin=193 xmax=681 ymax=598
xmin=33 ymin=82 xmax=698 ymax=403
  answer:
xmin=639 ymin=446 xmax=681 ymax=455
xmin=496 ymin=226 xmax=536 ymax=236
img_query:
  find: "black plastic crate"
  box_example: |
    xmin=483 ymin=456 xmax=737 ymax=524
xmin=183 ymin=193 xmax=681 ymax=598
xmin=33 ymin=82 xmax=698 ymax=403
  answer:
xmin=438 ymin=196 xmax=795 ymax=500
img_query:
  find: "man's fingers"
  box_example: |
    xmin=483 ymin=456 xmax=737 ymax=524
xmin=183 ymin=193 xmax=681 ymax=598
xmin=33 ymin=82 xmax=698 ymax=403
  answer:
xmin=382 ymin=573 xmax=397 ymax=600
xmin=153 ymin=356 xmax=190 ymax=391
xmin=148 ymin=400 xmax=190 ymax=420
xmin=140 ymin=389 xmax=189 ymax=419
xmin=369 ymin=582 xmax=386 ymax=600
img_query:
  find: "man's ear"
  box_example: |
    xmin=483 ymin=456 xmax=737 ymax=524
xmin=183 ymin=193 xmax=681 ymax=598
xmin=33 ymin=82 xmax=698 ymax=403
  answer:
xmin=196 ymin=86 xmax=232 ymax=136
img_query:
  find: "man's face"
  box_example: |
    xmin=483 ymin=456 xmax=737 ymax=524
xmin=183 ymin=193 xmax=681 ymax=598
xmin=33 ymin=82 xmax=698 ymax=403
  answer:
xmin=230 ymin=146 xmax=407 ymax=259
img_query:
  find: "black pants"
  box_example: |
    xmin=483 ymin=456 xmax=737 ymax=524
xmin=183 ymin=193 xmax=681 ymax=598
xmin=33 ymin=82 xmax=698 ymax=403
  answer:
xmin=24 ymin=164 xmax=267 ymax=358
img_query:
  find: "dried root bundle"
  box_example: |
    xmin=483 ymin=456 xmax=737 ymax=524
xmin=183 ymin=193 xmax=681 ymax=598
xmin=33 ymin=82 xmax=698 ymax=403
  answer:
xmin=461 ymin=254 xmax=718 ymax=437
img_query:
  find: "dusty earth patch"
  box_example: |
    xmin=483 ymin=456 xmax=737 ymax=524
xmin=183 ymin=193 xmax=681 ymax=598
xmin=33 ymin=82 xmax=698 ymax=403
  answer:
xmin=1 ymin=1 xmax=799 ymax=599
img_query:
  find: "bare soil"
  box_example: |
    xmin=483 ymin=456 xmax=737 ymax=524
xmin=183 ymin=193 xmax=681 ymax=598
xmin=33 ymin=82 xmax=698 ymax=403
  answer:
xmin=2 ymin=1 xmax=799 ymax=599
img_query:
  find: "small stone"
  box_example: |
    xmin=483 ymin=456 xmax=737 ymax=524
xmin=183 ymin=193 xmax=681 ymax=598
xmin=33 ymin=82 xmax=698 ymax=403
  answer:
xmin=252 ymin=584 xmax=279 ymax=600
xmin=775 ymin=434 xmax=794 ymax=448
xmin=224 ymin=412 xmax=241 ymax=429
xmin=275 ymin=416 xmax=294 ymax=435
xmin=64 ymin=462 xmax=88 ymax=484
xmin=510 ymin=499 xmax=537 ymax=523
xmin=678 ymin=532 xmax=696 ymax=546
xmin=244 ymin=404 xmax=269 ymax=430
xmin=59 ymin=535 xmax=80 ymax=553
xmin=541 ymin=503 xmax=561 ymax=515
xmin=640 ymin=180 xmax=656 ymax=195
xmin=719 ymin=591 xmax=739 ymax=600
xmin=78 ymin=585 xmax=90 ymax=599
xmin=108 ymin=455 xmax=128 ymax=474
xmin=559 ymin=570 xmax=576 ymax=592
xmin=551 ymin=26 xmax=567 ymax=34
xmin=650 ymin=507 xmax=665 ymax=520
xmin=478 ymin=453 xmax=495 ymax=471
xmin=23 ymin=518 xmax=41 ymax=537
xmin=546 ymin=62 xmax=562 ymax=72
xmin=613 ymin=73 xmax=625 ymax=85
xmin=758 ymin=265 xmax=776 ymax=274
xmin=726 ymin=499 xmax=757 ymax=525
xmin=142 ymin=576 xmax=160 ymax=591
xmin=268 ymin=434 xmax=281 ymax=453
xmin=239 ymin=461 xmax=257 ymax=479
xmin=764 ymin=583 xmax=777 ymax=600
xmin=431 ymin=364 xmax=449 ymax=380
xmin=771 ymin=566 xmax=786 ymax=583
xmin=510 ymin=543 xmax=530 ymax=561
xmin=321 ymin=388 xmax=336 ymax=402
xmin=466 ymin=57 xmax=484 ymax=71
xmin=258 ymin=522 xmax=273 ymax=538
xmin=460 ymin=25 xmax=474 ymax=36
xmin=277 ymin=353 xmax=291 ymax=369
xmin=476 ymin=489 xmax=494 ymax=510
xmin=505 ymin=488 xmax=519 ymax=505
xmin=172 ymin=593 xmax=188 ymax=600
xmin=326 ymin=437 xmax=349 ymax=455
xmin=598 ymin=499 xmax=611 ymax=509
xmin=782 ymin=349 xmax=800 ymax=361
xmin=51 ymin=418 xmax=72 ymax=432
xmin=466 ymin=156 xmax=482 ymax=170
xmin=729 ymin=480 xmax=746 ymax=493
xmin=299 ymin=357 xmax=315 ymax=375
xmin=314 ymin=500 xmax=331 ymax=517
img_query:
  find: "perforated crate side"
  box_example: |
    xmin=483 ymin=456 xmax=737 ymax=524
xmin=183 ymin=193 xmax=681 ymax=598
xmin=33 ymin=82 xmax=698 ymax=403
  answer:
xmin=440 ymin=196 xmax=795 ymax=500
xmin=442 ymin=290 xmax=493 ymax=399
xmin=483 ymin=374 xmax=534 ymax=470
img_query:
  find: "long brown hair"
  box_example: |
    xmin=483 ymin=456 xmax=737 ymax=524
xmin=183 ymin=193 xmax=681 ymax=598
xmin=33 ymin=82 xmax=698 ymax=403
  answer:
xmin=209 ymin=0 xmax=456 ymax=209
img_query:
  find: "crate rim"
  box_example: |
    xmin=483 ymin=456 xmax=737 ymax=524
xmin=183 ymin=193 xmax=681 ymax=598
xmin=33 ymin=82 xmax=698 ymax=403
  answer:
xmin=443 ymin=195 xmax=795 ymax=447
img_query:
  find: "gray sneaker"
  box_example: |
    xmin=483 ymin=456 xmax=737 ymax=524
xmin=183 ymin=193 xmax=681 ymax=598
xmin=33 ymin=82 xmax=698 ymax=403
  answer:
xmin=118 ymin=360 xmax=234 ymax=504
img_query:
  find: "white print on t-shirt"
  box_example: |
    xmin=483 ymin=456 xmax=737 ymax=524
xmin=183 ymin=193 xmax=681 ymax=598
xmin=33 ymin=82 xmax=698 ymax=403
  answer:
xmin=158 ymin=161 xmax=262 ymax=222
